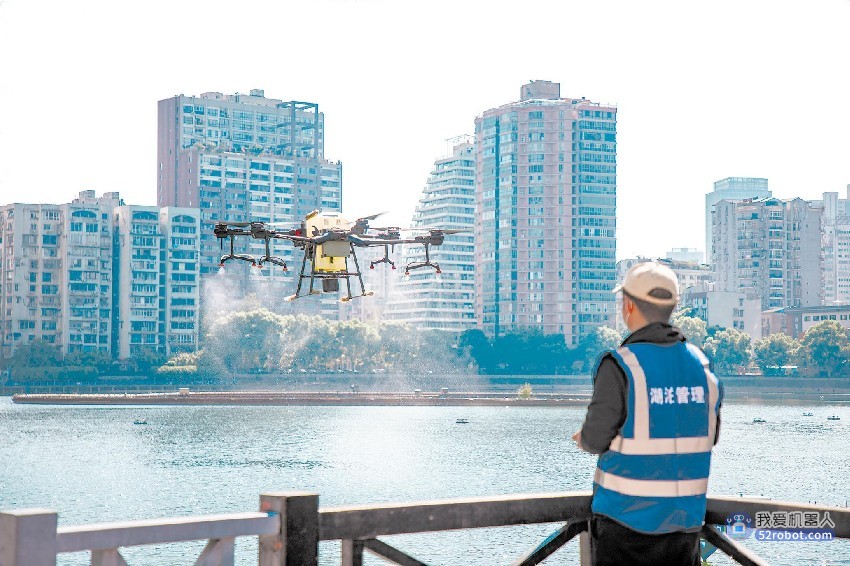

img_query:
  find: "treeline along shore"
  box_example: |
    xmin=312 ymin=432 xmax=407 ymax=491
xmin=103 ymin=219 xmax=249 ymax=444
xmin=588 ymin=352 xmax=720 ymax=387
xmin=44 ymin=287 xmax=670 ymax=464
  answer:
xmin=7 ymin=374 xmax=850 ymax=405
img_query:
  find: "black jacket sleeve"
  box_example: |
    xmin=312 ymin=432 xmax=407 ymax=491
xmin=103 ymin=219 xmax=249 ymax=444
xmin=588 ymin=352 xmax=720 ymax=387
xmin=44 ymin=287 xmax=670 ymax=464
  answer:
xmin=579 ymin=355 xmax=627 ymax=454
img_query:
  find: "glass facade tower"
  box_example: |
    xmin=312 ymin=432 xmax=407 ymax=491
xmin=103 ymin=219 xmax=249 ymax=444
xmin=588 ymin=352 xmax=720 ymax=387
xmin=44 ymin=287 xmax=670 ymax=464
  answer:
xmin=474 ymin=81 xmax=617 ymax=344
xmin=386 ymin=141 xmax=476 ymax=331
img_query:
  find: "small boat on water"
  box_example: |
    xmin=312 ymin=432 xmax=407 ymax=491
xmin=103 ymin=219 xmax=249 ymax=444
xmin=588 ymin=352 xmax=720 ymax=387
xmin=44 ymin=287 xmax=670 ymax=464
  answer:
xmin=752 ymin=418 xmax=766 ymax=423
xmin=802 ymin=412 xmax=814 ymax=417
xmin=133 ymin=419 xmax=148 ymax=425
xmin=456 ymin=418 xmax=469 ymax=424
xmin=827 ymin=415 xmax=840 ymax=421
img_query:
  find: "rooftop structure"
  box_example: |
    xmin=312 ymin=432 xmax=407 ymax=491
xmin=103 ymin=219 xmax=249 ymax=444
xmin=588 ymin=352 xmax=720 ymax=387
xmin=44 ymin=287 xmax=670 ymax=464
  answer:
xmin=705 ymin=177 xmax=771 ymax=264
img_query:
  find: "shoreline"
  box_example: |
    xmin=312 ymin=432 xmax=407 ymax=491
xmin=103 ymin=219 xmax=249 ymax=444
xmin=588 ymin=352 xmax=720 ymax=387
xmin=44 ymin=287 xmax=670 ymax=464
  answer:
xmin=10 ymin=389 xmax=850 ymax=406
xmin=10 ymin=391 xmax=592 ymax=406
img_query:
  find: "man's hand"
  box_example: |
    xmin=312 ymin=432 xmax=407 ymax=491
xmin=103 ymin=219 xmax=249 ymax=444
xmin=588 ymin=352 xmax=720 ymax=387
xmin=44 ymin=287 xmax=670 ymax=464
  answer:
xmin=572 ymin=430 xmax=584 ymax=451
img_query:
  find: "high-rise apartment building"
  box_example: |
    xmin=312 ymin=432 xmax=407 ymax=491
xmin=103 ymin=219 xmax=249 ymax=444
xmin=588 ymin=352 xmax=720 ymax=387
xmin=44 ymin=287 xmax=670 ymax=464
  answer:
xmin=114 ymin=206 xmax=200 ymax=358
xmin=386 ymin=141 xmax=476 ymax=331
xmin=474 ymin=81 xmax=617 ymax=343
xmin=712 ymin=197 xmax=823 ymax=310
xmin=1 ymin=203 xmax=65 ymax=357
xmin=815 ymin=187 xmax=850 ymax=306
xmin=157 ymin=90 xmax=342 ymax=316
xmin=60 ymin=191 xmax=122 ymax=355
xmin=159 ymin=208 xmax=201 ymax=354
xmin=114 ymin=206 xmax=161 ymax=357
xmin=705 ymin=177 xmax=771 ymax=263
xmin=1 ymin=191 xmax=201 ymax=360
xmin=1 ymin=191 xmax=120 ymax=357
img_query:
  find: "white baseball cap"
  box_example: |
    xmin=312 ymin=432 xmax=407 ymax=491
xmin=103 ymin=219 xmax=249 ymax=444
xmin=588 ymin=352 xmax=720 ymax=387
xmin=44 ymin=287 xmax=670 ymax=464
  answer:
xmin=612 ymin=262 xmax=679 ymax=306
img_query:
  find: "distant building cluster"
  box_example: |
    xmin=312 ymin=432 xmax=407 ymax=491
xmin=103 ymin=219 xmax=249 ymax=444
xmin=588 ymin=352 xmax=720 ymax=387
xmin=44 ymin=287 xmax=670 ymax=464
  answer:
xmin=706 ymin=185 xmax=850 ymax=339
xmin=620 ymin=178 xmax=850 ymax=341
xmin=0 ymin=191 xmax=199 ymax=359
xmin=5 ymin=82 xmax=848 ymax=363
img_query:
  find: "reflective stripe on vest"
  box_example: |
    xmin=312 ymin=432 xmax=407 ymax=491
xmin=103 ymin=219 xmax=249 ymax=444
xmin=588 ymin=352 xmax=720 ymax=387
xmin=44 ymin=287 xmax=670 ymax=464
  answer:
xmin=606 ymin=345 xmax=720 ymax=455
xmin=591 ymin=342 xmax=721 ymax=534
xmin=594 ymin=468 xmax=710 ymax=497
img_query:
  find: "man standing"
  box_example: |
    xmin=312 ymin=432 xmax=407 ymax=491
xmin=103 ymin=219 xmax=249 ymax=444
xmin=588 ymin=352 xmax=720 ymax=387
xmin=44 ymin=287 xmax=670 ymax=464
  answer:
xmin=574 ymin=262 xmax=722 ymax=566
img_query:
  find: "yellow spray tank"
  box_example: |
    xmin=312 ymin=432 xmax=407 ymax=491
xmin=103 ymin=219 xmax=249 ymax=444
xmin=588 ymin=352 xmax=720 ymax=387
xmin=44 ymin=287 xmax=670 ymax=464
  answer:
xmin=304 ymin=210 xmax=351 ymax=273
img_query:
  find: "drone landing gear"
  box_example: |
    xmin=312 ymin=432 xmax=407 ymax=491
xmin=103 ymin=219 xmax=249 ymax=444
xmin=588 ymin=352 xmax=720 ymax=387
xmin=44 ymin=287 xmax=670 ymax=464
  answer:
xmin=370 ymin=244 xmax=396 ymax=270
xmin=339 ymin=244 xmax=374 ymax=302
xmin=219 ymin=253 xmax=256 ymax=268
xmin=257 ymin=257 xmax=287 ymax=271
xmin=340 ymin=290 xmax=375 ymax=303
xmin=404 ymin=243 xmax=441 ymax=275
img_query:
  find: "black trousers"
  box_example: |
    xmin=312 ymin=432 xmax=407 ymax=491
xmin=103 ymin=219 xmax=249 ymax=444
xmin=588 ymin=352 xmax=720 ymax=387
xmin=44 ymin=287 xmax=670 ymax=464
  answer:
xmin=590 ymin=514 xmax=701 ymax=566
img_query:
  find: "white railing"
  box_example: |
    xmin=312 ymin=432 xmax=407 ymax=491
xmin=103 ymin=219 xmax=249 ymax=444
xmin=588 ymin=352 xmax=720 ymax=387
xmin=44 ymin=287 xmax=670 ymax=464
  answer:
xmin=2 ymin=491 xmax=849 ymax=565
xmin=0 ymin=492 xmax=309 ymax=566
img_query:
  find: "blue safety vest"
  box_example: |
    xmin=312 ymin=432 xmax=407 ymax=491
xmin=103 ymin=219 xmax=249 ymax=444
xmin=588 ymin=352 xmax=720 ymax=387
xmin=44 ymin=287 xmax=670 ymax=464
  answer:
xmin=591 ymin=342 xmax=722 ymax=534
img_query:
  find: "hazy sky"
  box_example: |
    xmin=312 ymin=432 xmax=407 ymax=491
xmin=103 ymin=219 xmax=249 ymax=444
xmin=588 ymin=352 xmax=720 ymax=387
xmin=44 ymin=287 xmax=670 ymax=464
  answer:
xmin=1 ymin=0 xmax=848 ymax=260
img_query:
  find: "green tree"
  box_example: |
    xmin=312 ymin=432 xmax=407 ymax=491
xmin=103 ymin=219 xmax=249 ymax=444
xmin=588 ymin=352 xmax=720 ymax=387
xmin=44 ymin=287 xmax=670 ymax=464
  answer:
xmin=706 ymin=325 xmax=724 ymax=340
xmin=296 ymin=315 xmax=336 ymax=370
xmin=6 ymin=340 xmax=64 ymax=382
xmin=799 ymin=321 xmax=850 ymax=377
xmin=517 ymin=382 xmax=533 ymax=399
xmin=133 ymin=348 xmax=168 ymax=374
xmin=330 ymin=319 xmax=380 ymax=370
xmin=458 ymin=329 xmax=494 ymax=373
xmin=418 ymin=330 xmax=465 ymax=374
xmin=202 ymin=308 xmax=286 ymax=373
xmin=672 ymin=315 xmax=708 ymax=347
xmin=375 ymin=321 xmax=419 ymax=372
xmin=163 ymin=351 xmax=201 ymax=367
xmin=10 ymin=339 xmax=62 ymax=368
xmin=753 ymin=333 xmax=799 ymax=376
xmin=703 ymin=328 xmax=752 ymax=375
xmin=578 ymin=327 xmax=623 ymax=372
xmin=65 ymin=350 xmax=113 ymax=373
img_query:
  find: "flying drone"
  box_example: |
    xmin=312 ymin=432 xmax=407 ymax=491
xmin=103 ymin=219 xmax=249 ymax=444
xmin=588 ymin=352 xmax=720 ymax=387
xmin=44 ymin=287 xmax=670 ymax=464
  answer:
xmin=213 ymin=210 xmax=466 ymax=302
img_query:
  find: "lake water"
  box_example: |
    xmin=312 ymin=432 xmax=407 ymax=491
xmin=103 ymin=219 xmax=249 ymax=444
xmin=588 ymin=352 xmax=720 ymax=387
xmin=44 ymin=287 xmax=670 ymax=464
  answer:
xmin=1 ymin=397 xmax=848 ymax=565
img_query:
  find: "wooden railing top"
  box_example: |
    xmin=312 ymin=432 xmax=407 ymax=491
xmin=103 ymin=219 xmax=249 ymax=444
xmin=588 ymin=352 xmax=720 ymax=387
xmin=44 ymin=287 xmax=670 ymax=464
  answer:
xmin=319 ymin=491 xmax=593 ymax=541
xmin=55 ymin=511 xmax=278 ymax=553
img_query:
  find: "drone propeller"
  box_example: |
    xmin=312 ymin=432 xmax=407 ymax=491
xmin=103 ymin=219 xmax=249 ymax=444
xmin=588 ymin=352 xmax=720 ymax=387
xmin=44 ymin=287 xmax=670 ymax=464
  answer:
xmin=357 ymin=212 xmax=387 ymax=222
xmin=368 ymin=226 xmax=404 ymax=232
xmin=348 ymin=212 xmax=388 ymax=228
xmin=204 ymin=219 xmax=250 ymax=226
xmin=376 ymin=227 xmax=470 ymax=235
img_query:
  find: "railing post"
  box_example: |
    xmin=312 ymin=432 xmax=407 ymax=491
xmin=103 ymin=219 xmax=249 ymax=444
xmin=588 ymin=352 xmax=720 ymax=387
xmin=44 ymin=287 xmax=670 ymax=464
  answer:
xmin=0 ymin=508 xmax=58 ymax=566
xmin=91 ymin=549 xmax=128 ymax=566
xmin=259 ymin=492 xmax=319 ymax=566
xmin=578 ymin=530 xmax=591 ymax=566
xmin=340 ymin=539 xmax=363 ymax=566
